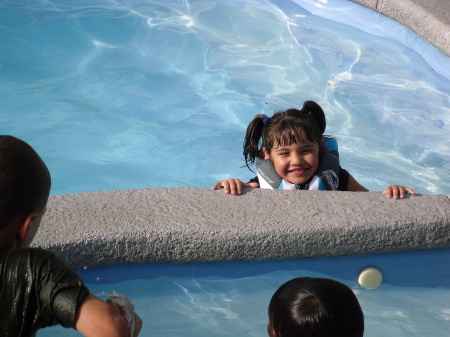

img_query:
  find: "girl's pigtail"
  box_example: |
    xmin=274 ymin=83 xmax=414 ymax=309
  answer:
xmin=302 ymin=101 xmax=326 ymax=135
xmin=243 ymin=114 xmax=266 ymax=170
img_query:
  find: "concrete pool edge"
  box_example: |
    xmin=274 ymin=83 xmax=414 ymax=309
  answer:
xmin=351 ymin=0 xmax=450 ymax=56
xmin=32 ymin=188 xmax=450 ymax=269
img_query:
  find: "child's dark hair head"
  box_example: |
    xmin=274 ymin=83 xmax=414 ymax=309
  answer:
xmin=243 ymin=101 xmax=326 ymax=170
xmin=268 ymin=277 xmax=364 ymax=337
xmin=0 ymin=135 xmax=51 ymax=229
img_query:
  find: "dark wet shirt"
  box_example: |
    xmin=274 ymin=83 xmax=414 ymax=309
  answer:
xmin=0 ymin=248 xmax=90 ymax=337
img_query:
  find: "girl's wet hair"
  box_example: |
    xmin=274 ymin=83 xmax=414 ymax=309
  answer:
xmin=269 ymin=277 xmax=364 ymax=337
xmin=243 ymin=101 xmax=326 ymax=170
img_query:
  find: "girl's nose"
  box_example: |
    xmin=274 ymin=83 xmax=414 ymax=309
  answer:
xmin=291 ymin=154 xmax=303 ymax=165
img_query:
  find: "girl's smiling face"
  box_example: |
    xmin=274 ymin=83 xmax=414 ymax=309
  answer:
xmin=264 ymin=136 xmax=321 ymax=185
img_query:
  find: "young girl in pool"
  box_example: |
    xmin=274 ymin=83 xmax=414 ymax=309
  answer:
xmin=212 ymin=101 xmax=415 ymax=198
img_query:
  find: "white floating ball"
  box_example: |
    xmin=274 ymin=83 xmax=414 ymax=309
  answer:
xmin=358 ymin=267 xmax=383 ymax=289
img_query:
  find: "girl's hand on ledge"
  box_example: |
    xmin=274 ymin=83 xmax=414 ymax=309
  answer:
xmin=212 ymin=179 xmax=259 ymax=195
xmin=382 ymin=185 xmax=415 ymax=199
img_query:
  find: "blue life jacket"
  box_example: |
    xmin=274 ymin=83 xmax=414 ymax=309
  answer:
xmin=256 ymin=138 xmax=340 ymax=190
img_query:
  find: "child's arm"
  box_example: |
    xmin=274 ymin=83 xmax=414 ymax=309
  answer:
xmin=212 ymin=179 xmax=259 ymax=195
xmin=346 ymin=174 xmax=369 ymax=192
xmin=347 ymin=174 xmax=415 ymax=199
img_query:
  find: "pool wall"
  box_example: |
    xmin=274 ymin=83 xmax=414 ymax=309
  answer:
xmin=32 ymin=188 xmax=450 ymax=268
xmin=31 ymin=1 xmax=450 ymax=268
xmin=351 ymin=0 xmax=450 ymax=56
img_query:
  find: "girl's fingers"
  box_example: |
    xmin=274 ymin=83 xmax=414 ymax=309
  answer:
xmin=397 ymin=186 xmax=416 ymax=199
xmin=228 ymin=180 xmax=242 ymax=195
xmin=211 ymin=182 xmax=221 ymax=190
xmin=212 ymin=180 xmax=259 ymax=194
xmin=212 ymin=181 xmax=227 ymax=190
xmin=212 ymin=180 xmax=243 ymax=194
xmin=382 ymin=187 xmax=392 ymax=198
xmin=405 ymin=187 xmax=416 ymax=195
xmin=222 ymin=181 xmax=234 ymax=194
xmin=383 ymin=185 xmax=415 ymax=199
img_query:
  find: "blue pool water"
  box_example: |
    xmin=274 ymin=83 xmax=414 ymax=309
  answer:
xmin=1 ymin=0 xmax=449 ymax=336
xmin=1 ymin=0 xmax=449 ymax=195
xmin=37 ymin=249 xmax=450 ymax=337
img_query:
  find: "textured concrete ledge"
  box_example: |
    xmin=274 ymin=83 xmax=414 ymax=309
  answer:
xmin=32 ymin=188 xmax=450 ymax=269
xmin=351 ymin=0 xmax=450 ymax=56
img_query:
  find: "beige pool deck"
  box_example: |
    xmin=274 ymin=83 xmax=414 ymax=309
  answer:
xmin=32 ymin=0 xmax=450 ymax=269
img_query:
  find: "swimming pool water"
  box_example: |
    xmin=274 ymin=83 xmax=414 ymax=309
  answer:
xmin=37 ymin=249 xmax=450 ymax=337
xmin=1 ymin=0 xmax=449 ymax=195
